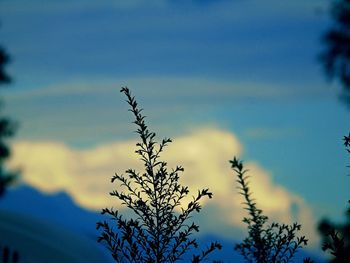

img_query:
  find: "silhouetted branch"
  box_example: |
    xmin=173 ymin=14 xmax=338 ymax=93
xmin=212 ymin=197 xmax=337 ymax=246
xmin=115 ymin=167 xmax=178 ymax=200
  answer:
xmin=97 ymin=87 xmax=221 ymax=262
xmin=230 ymin=157 xmax=308 ymax=263
xmin=320 ymin=0 xmax=350 ymax=106
xmin=317 ymin=132 xmax=350 ymax=262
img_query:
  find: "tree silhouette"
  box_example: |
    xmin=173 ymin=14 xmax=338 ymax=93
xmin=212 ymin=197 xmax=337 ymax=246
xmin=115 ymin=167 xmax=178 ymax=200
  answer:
xmin=318 ymin=1 xmax=350 ymax=261
xmin=0 ymin=46 xmax=11 ymax=84
xmin=320 ymin=0 xmax=350 ymax=105
xmin=0 ymin=26 xmax=19 ymax=262
xmin=97 ymin=87 xmax=221 ymax=263
xmin=0 ymin=42 xmax=17 ymax=196
xmin=317 ymin=134 xmax=350 ymax=262
xmin=230 ymin=157 xmax=309 ymax=263
xmin=0 ymin=245 xmax=19 ymax=263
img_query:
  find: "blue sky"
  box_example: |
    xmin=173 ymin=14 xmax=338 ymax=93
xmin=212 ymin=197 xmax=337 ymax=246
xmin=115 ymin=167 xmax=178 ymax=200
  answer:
xmin=0 ymin=0 xmax=349 ymax=247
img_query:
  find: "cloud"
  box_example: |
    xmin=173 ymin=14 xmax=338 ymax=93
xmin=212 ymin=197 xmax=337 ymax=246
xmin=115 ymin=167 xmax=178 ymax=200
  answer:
xmin=8 ymin=127 xmax=318 ymax=244
xmin=4 ymin=77 xmax=331 ymax=145
xmin=3 ymin=77 xmax=315 ymax=102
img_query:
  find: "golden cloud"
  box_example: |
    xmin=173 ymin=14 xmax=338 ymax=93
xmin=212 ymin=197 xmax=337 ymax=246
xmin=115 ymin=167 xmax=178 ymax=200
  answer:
xmin=8 ymin=127 xmax=318 ymax=245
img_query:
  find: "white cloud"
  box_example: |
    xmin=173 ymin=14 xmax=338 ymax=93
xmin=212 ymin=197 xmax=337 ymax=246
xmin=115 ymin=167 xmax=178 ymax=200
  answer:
xmin=8 ymin=127 xmax=318 ymax=245
xmin=3 ymin=77 xmax=304 ymax=102
xmin=4 ymin=77 xmax=324 ymax=146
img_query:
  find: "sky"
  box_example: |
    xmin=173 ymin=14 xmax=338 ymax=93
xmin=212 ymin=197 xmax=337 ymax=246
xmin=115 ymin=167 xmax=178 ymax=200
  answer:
xmin=0 ymin=0 xmax=349 ymax=248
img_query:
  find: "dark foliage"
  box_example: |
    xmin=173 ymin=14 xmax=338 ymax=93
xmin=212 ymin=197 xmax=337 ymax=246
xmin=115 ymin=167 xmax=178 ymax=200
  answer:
xmin=0 ymin=46 xmax=11 ymax=84
xmin=318 ymin=217 xmax=350 ymax=263
xmin=230 ymin=157 xmax=309 ymax=263
xmin=320 ymin=0 xmax=350 ymax=105
xmin=0 ymin=44 xmax=17 ymax=196
xmin=317 ymin=134 xmax=350 ymax=262
xmin=344 ymin=133 xmax=350 ymax=151
xmin=0 ymin=26 xmax=19 ymax=262
xmin=97 ymin=87 xmax=221 ymax=262
xmin=0 ymin=246 xmax=18 ymax=263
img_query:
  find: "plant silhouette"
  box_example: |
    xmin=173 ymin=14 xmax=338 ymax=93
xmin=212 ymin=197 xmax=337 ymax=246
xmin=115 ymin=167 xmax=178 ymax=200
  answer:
xmin=0 ymin=43 xmax=17 ymax=196
xmin=318 ymin=1 xmax=350 ymax=261
xmin=0 ymin=46 xmax=11 ymax=84
xmin=0 ymin=29 xmax=19 ymax=262
xmin=0 ymin=246 xmax=19 ymax=263
xmin=97 ymin=87 xmax=221 ymax=263
xmin=320 ymin=0 xmax=350 ymax=106
xmin=230 ymin=157 xmax=309 ymax=263
xmin=317 ymin=134 xmax=350 ymax=262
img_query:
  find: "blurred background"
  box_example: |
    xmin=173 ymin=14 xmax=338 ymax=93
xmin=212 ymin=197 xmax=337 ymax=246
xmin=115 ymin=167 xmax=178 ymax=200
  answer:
xmin=0 ymin=0 xmax=348 ymax=262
